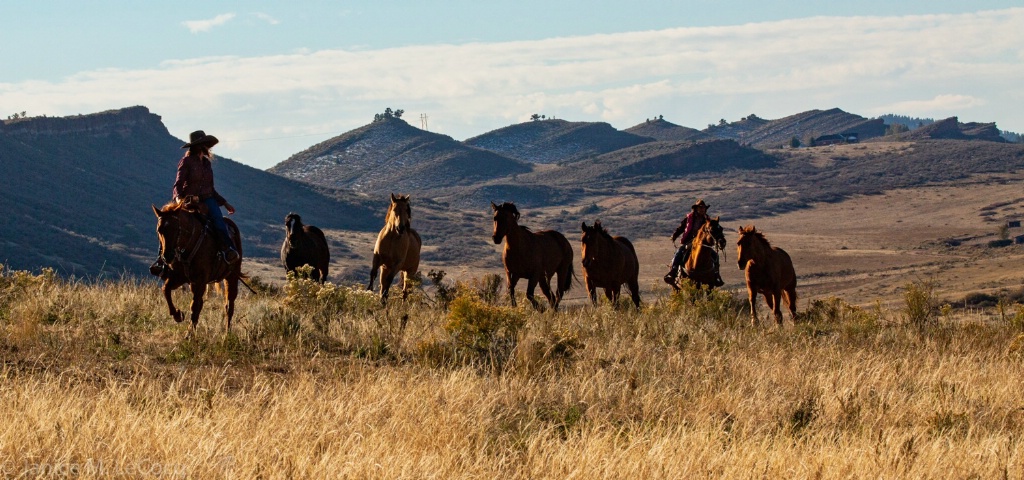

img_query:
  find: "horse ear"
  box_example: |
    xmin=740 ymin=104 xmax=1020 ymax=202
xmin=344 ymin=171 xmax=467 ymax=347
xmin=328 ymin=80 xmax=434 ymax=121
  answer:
xmin=152 ymin=204 xmax=162 ymax=218
xmin=491 ymin=201 xmax=498 ymax=211
xmin=581 ymin=222 xmax=588 ymax=231
xmin=391 ymin=193 xmax=398 ymax=203
xmin=714 ymin=216 xmax=720 ymax=222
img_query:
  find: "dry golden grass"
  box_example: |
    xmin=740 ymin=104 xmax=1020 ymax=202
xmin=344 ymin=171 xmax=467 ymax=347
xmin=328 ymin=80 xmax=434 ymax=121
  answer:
xmin=2 ymin=266 xmax=1024 ymax=478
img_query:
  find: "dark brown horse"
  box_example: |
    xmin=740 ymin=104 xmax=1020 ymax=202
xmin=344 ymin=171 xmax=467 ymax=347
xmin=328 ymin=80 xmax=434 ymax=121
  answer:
xmin=736 ymin=225 xmax=797 ymax=326
xmin=683 ymin=216 xmax=726 ymax=289
xmin=281 ymin=212 xmax=330 ymax=283
xmin=491 ymin=202 xmax=574 ymax=310
xmin=368 ymin=194 xmax=422 ymax=303
xmin=580 ymin=220 xmax=640 ymax=308
xmin=152 ymin=201 xmax=242 ymax=335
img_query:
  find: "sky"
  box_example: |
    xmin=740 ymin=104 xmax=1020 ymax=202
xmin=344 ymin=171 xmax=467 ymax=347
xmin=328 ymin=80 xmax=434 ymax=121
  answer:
xmin=2 ymin=1 xmax=1022 ymax=170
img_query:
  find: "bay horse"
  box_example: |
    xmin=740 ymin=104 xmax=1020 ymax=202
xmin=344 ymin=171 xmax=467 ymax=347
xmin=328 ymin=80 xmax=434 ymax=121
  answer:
xmin=682 ymin=216 xmax=727 ymax=289
xmin=151 ymin=201 xmax=242 ymax=335
xmin=491 ymin=202 xmax=574 ymax=310
xmin=736 ymin=225 xmax=797 ymax=326
xmin=281 ymin=212 xmax=330 ymax=283
xmin=580 ymin=220 xmax=640 ymax=308
xmin=368 ymin=194 xmax=422 ymax=304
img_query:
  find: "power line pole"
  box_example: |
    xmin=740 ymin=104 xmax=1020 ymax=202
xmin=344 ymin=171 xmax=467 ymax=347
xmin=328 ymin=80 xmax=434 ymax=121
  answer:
xmin=420 ymin=113 xmax=429 ymax=131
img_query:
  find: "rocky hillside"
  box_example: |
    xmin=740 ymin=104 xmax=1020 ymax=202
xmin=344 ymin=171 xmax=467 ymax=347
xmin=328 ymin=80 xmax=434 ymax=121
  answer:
xmin=703 ymin=109 xmax=887 ymax=148
xmin=904 ymin=117 xmax=1007 ymax=142
xmin=464 ymin=119 xmax=650 ymax=163
xmin=270 ymin=117 xmax=532 ymax=192
xmin=0 ymin=107 xmax=379 ymax=277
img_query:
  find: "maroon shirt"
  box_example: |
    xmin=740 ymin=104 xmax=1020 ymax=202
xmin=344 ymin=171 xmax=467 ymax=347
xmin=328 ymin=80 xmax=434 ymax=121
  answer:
xmin=172 ymin=152 xmax=225 ymax=205
xmin=672 ymin=211 xmax=707 ymax=244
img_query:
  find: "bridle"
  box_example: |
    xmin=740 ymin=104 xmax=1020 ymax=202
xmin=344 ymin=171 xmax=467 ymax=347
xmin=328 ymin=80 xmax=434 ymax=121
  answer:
xmin=158 ymin=212 xmax=207 ymax=274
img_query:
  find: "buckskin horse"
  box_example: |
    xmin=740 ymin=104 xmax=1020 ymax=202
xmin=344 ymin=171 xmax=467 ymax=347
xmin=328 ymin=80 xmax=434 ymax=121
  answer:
xmin=368 ymin=194 xmax=422 ymax=304
xmin=736 ymin=225 xmax=797 ymax=326
xmin=682 ymin=216 xmax=727 ymax=289
xmin=491 ymin=202 xmax=574 ymax=310
xmin=580 ymin=220 xmax=640 ymax=308
xmin=151 ymin=200 xmax=242 ymax=335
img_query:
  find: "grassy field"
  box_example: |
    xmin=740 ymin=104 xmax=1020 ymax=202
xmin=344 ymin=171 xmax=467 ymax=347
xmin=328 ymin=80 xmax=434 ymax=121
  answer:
xmin=2 ymin=265 xmax=1024 ymax=478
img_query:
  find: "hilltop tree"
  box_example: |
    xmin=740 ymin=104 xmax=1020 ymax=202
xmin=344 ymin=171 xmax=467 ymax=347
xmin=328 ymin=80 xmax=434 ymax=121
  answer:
xmin=373 ymin=108 xmax=405 ymax=123
xmin=789 ymin=136 xmax=801 ymax=148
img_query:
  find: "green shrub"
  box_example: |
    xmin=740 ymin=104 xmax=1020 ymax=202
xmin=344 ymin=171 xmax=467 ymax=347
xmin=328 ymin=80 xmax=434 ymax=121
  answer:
xmin=903 ymin=280 xmax=937 ymax=329
xmin=444 ymin=294 xmax=525 ymax=361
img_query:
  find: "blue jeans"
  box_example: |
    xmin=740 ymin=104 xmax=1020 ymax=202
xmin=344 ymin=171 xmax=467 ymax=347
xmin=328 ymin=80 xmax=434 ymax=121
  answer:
xmin=203 ymin=197 xmax=234 ymax=251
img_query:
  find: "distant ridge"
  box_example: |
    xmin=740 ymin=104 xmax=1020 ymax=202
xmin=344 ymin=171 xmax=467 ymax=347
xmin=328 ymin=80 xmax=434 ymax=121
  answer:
xmin=464 ymin=119 xmax=650 ymax=163
xmin=0 ymin=107 xmax=378 ymax=277
xmin=625 ymin=118 xmax=710 ymax=142
xmin=270 ymin=117 xmax=531 ymax=192
xmin=905 ymin=117 xmax=1006 ymax=142
xmin=704 ymin=109 xmax=887 ymax=148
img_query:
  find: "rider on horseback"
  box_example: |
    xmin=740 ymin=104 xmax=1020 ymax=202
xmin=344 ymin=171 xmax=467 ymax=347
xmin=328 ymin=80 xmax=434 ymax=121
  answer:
xmin=171 ymin=130 xmax=239 ymax=265
xmin=664 ymin=198 xmax=724 ymax=287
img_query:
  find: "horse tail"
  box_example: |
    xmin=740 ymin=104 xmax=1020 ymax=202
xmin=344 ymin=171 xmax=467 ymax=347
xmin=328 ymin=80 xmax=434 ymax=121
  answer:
xmin=557 ymin=234 xmax=575 ymax=296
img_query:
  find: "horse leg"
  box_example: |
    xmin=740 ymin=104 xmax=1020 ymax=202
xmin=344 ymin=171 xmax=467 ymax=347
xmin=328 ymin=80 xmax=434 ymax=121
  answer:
xmin=585 ymin=276 xmax=598 ymax=306
xmin=506 ymin=274 xmax=519 ymax=307
xmin=401 ymin=271 xmax=411 ymax=300
xmin=162 ymin=277 xmax=187 ymax=323
xmin=772 ymin=290 xmax=785 ymax=326
xmin=603 ymin=287 xmax=616 ymax=308
xmin=367 ymin=253 xmax=381 ymax=291
xmin=784 ymin=287 xmax=798 ymax=323
xmin=526 ymin=277 xmax=542 ymax=310
xmin=748 ymin=288 xmax=759 ymax=327
xmin=538 ymin=274 xmax=557 ymax=310
xmin=379 ymin=266 xmax=398 ymax=305
xmin=627 ymin=280 xmax=642 ymax=310
xmin=225 ymin=278 xmax=239 ymax=332
xmin=189 ymin=282 xmax=207 ymax=335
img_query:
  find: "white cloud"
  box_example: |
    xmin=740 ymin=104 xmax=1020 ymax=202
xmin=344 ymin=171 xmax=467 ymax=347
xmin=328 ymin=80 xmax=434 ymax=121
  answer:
xmin=182 ymin=13 xmax=236 ymax=33
xmin=868 ymin=95 xmax=987 ymax=118
xmin=5 ymin=8 xmax=1024 ymax=168
xmin=252 ymin=12 xmax=279 ymax=25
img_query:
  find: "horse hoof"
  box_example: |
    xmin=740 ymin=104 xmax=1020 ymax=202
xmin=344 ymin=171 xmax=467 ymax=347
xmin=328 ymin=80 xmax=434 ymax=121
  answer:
xmin=172 ymin=311 xmax=184 ymax=323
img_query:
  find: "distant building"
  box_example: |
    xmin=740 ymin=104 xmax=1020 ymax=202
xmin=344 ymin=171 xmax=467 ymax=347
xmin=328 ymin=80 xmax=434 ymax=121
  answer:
xmin=812 ymin=132 xmax=859 ymax=146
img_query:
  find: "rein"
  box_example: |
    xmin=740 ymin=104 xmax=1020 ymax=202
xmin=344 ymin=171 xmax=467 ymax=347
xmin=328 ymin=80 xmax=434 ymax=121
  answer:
xmin=161 ymin=213 xmax=208 ymax=278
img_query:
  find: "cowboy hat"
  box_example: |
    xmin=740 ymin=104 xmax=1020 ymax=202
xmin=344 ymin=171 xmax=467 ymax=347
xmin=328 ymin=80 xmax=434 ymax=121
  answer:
xmin=181 ymin=130 xmax=219 ymax=149
xmin=691 ymin=199 xmax=709 ymax=210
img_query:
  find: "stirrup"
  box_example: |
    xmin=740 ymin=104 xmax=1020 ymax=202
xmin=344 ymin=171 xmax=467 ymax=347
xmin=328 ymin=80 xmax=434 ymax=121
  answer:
xmin=222 ymin=249 xmax=240 ymax=265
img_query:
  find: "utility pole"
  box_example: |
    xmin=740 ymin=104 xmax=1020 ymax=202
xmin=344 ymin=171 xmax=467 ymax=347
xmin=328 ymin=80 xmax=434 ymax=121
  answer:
xmin=420 ymin=113 xmax=429 ymax=131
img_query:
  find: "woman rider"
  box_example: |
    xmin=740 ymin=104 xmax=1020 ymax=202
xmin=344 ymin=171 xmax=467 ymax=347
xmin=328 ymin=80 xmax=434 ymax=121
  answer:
xmin=664 ymin=198 xmax=723 ymax=287
xmin=172 ymin=130 xmax=239 ymax=265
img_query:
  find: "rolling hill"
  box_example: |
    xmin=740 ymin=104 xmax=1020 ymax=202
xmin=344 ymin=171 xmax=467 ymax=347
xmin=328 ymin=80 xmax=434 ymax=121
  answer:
xmin=0 ymin=107 xmax=380 ymax=278
xmin=464 ymin=119 xmax=651 ymax=163
xmin=269 ymin=117 xmax=532 ymax=193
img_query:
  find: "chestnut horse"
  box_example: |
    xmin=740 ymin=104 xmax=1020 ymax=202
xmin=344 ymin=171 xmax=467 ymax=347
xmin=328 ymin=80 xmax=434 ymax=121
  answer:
xmin=491 ymin=202 xmax=574 ymax=310
xmin=152 ymin=201 xmax=242 ymax=335
xmin=736 ymin=225 xmax=797 ymax=326
xmin=281 ymin=212 xmax=330 ymax=283
xmin=683 ymin=216 xmax=726 ymax=289
xmin=580 ymin=220 xmax=640 ymax=308
xmin=368 ymin=194 xmax=422 ymax=303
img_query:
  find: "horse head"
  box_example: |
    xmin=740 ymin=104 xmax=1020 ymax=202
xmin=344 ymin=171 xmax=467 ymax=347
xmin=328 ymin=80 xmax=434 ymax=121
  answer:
xmin=285 ymin=212 xmax=303 ymax=239
xmin=491 ymin=201 xmax=520 ymax=244
xmin=709 ymin=216 xmax=726 ymax=250
xmin=736 ymin=225 xmax=768 ymax=270
xmin=580 ymin=220 xmax=610 ymax=269
xmin=388 ymin=193 xmax=412 ymax=235
xmin=153 ymin=204 xmax=185 ymax=264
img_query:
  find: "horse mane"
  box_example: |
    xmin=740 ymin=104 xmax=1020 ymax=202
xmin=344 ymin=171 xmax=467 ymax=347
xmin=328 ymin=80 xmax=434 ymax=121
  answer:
xmin=160 ymin=201 xmax=192 ymax=213
xmin=590 ymin=220 xmax=614 ymax=243
xmin=738 ymin=225 xmax=771 ymax=247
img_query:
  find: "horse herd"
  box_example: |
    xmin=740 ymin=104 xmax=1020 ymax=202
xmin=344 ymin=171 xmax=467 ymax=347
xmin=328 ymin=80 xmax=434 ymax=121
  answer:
xmin=152 ymin=194 xmax=797 ymax=336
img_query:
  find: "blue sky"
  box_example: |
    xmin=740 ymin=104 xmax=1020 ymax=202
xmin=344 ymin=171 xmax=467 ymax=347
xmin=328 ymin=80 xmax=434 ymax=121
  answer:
xmin=2 ymin=1 xmax=1022 ymax=169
